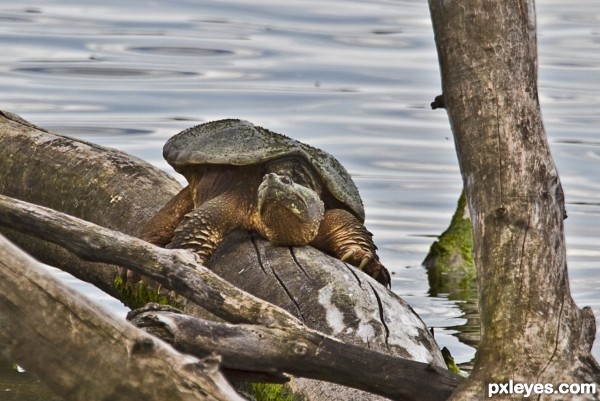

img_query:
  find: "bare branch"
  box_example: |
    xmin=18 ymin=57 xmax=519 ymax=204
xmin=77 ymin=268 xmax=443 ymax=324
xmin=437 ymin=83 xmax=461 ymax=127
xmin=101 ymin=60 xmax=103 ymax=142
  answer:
xmin=130 ymin=305 xmax=463 ymax=401
xmin=0 ymin=193 xmax=302 ymax=329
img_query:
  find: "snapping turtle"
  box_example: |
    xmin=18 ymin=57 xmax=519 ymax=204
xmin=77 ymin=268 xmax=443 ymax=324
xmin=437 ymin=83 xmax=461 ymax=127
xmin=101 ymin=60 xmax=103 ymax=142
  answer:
xmin=140 ymin=119 xmax=390 ymax=286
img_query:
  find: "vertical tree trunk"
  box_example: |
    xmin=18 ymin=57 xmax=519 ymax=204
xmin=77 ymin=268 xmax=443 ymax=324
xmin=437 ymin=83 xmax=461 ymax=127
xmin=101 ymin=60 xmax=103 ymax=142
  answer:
xmin=428 ymin=0 xmax=600 ymax=399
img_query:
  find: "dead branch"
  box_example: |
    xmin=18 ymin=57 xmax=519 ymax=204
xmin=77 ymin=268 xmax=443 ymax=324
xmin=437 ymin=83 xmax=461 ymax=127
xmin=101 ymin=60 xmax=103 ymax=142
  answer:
xmin=130 ymin=305 xmax=463 ymax=401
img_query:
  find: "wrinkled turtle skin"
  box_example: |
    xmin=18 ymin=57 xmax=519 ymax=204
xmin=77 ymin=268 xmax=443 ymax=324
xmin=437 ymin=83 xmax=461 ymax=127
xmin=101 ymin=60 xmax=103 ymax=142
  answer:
xmin=138 ymin=119 xmax=390 ymax=286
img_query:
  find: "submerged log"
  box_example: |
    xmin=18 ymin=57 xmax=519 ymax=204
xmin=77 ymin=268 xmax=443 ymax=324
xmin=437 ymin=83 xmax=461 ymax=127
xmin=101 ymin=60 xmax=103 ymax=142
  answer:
xmin=0 ymin=233 xmax=244 ymax=401
xmin=0 ymin=111 xmax=452 ymax=400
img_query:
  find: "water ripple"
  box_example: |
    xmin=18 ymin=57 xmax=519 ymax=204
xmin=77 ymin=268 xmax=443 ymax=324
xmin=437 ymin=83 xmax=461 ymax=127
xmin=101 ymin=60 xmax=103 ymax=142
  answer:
xmin=12 ymin=65 xmax=197 ymax=79
xmin=127 ymin=46 xmax=234 ymax=57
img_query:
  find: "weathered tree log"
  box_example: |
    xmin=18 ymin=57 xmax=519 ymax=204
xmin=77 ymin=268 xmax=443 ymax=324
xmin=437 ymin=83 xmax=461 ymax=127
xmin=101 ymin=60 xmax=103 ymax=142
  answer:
xmin=209 ymin=231 xmax=448 ymax=400
xmin=0 ymin=234 xmax=244 ymax=401
xmin=429 ymin=0 xmax=600 ymax=399
xmin=0 ymin=110 xmax=181 ymax=298
xmin=0 ymin=112 xmax=454 ymax=400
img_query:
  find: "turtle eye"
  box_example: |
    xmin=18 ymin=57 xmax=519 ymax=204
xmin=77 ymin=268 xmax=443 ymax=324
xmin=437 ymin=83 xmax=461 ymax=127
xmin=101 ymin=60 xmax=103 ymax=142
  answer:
xmin=280 ymin=175 xmax=292 ymax=185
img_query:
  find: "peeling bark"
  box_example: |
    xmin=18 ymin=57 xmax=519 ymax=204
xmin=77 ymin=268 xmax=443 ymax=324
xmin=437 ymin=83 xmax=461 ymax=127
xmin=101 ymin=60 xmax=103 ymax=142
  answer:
xmin=428 ymin=1 xmax=600 ymax=399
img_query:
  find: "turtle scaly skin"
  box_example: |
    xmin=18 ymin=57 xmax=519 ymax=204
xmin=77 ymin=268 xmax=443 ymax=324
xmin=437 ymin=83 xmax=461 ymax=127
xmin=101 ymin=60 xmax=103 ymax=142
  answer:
xmin=138 ymin=120 xmax=391 ymax=286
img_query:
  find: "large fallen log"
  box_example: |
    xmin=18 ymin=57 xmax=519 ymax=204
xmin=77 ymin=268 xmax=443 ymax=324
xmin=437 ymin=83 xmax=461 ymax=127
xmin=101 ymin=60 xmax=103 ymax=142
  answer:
xmin=0 ymin=233 xmax=244 ymax=401
xmin=0 ymin=111 xmax=455 ymax=400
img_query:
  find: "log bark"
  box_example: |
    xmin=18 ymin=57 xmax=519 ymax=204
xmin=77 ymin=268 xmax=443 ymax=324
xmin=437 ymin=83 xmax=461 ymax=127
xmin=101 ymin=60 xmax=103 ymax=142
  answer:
xmin=428 ymin=0 xmax=600 ymax=399
xmin=0 ymin=234 xmax=244 ymax=401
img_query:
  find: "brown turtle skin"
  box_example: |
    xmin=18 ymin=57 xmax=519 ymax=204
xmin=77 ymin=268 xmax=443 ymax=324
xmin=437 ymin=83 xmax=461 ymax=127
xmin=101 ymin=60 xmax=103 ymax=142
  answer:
xmin=138 ymin=120 xmax=391 ymax=286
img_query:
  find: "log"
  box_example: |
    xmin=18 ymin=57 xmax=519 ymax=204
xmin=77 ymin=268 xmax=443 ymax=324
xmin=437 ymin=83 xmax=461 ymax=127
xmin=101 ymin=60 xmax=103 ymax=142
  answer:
xmin=0 ymin=233 xmax=244 ymax=401
xmin=210 ymin=231 xmax=442 ymax=363
xmin=428 ymin=0 xmax=600 ymax=398
xmin=0 ymin=110 xmax=181 ymax=298
xmin=209 ymin=232 xmax=448 ymax=400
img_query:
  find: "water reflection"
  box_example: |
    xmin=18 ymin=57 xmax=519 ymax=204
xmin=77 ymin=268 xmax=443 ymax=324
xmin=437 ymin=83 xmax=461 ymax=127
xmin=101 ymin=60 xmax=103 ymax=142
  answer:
xmin=0 ymin=357 xmax=60 ymax=401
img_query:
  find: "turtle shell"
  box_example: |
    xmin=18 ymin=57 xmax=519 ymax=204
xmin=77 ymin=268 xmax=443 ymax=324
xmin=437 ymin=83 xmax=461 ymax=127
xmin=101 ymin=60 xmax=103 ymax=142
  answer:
xmin=164 ymin=119 xmax=365 ymax=221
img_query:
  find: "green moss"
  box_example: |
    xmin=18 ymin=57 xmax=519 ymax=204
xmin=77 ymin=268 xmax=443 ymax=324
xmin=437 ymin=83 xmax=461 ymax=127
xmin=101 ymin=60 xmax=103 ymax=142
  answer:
xmin=441 ymin=347 xmax=468 ymax=378
xmin=113 ymin=276 xmax=174 ymax=310
xmin=249 ymin=383 xmax=299 ymax=401
xmin=423 ymin=191 xmax=476 ymax=299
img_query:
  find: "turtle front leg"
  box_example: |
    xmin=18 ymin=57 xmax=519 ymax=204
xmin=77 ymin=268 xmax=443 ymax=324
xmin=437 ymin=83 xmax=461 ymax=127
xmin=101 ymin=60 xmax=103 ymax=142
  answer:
xmin=139 ymin=185 xmax=194 ymax=246
xmin=311 ymin=209 xmax=391 ymax=287
xmin=167 ymin=194 xmax=242 ymax=265
xmin=122 ymin=185 xmax=194 ymax=283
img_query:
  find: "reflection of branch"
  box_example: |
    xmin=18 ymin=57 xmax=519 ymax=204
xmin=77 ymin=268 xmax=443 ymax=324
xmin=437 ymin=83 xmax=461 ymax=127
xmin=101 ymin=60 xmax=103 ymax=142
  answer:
xmin=0 ymin=234 xmax=244 ymax=401
xmin=0 ymin=193 xmax=463 ymax=401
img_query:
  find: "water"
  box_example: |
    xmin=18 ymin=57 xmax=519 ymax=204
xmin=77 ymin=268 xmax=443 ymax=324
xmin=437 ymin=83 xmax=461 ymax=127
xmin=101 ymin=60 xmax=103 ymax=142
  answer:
xmin=0 ymin=0 xmax=599 ymax=374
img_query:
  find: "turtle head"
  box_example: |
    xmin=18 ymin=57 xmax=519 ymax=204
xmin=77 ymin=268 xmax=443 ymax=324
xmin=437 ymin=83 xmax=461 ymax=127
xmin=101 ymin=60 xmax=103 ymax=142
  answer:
xmin=257 ymin=173 xmax=325 ymax=246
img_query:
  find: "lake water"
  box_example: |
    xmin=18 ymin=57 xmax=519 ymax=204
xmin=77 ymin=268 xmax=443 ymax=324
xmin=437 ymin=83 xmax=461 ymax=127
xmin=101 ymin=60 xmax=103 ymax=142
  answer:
xmin=0 ymin=0 xmax=599 ymax=372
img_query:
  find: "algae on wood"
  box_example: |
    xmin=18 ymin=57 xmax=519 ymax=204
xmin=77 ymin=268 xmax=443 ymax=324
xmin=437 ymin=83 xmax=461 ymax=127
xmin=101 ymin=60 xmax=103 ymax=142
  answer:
xmin=423 ymin=191 xmax=475 ymax=299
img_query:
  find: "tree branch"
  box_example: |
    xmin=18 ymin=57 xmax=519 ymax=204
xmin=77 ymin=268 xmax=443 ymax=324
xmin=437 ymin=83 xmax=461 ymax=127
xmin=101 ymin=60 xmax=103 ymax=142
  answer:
xmin=130 ymin=304 xmax=463 ymax=401
xmin=0 ymin=193 xmax=301 ymax=329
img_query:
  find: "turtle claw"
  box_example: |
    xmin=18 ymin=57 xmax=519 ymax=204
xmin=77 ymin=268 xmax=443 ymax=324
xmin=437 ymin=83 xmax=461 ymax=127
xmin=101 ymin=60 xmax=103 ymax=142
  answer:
xmin=358 ymin=256 xmax=371 ymax=271
xmin=339 ymin=248 xmax=390 ymax=287
xmin=341 ymin=250 xmax=355 ymax=262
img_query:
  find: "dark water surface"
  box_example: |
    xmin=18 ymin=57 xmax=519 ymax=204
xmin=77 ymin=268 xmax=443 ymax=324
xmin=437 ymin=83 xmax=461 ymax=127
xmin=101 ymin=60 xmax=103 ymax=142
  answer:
xmin=0 ymin=0 xmax=599 ymax=378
